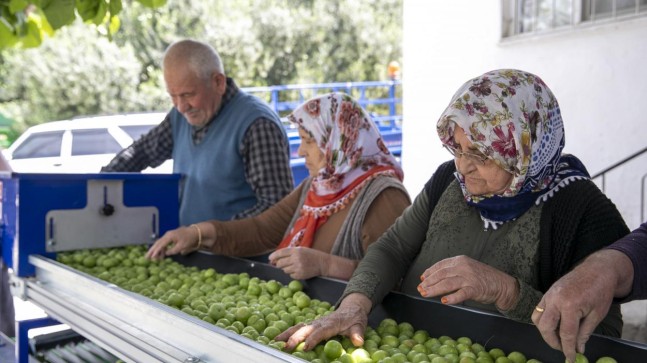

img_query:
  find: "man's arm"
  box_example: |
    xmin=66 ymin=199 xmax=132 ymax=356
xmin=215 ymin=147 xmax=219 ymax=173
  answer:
xmin=234 ymin=118 xmax=293 ymax=219
xmin=532 ymin=222 xmax=647 ymax=363
xmin=607 ymin=222 xmax=647 ymax=301
xmin=101 ymin=115 xmax=174 ymax=172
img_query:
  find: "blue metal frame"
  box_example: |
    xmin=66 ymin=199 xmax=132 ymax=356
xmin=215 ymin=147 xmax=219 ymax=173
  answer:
xmin=15 ymin=316 xmax=60 ymax=363
xmin=242 ymin=80 xmax=402 ymax=119
xmin=1 ymin=173 xmax=181 ymax=277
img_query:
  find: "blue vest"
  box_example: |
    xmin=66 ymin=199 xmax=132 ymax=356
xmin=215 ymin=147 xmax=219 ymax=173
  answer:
xmin=171 ymin=91 xmax=284 ymax=225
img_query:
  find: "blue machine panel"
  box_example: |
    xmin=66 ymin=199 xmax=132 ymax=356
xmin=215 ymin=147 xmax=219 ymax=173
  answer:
xmin=0 ymin=173 xmax=181 ymax=277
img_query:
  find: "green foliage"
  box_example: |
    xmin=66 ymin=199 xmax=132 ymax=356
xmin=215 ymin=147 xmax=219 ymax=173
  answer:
xmin=0 ymin=23 xmax=164 ymax=130
xmin=0 ymin=0 xmax=162 ymax=49
xmin=0 ymin=0 xmax=402 ymax=143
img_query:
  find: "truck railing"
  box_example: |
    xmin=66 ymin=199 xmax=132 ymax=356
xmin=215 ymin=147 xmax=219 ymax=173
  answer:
xmin=242 ymin=80 xmax=403 ymax=185
xmin=242 ymin=80 xmax=402 ymax=125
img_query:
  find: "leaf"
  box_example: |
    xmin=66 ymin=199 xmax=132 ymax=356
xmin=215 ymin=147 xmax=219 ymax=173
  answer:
xmin=31 ymin=8 xmax=55 ymax=36
xmin=136 ymin=0 xmax=166 ymax=9
xmin=8 ymin=0 xmax=29 ymax=14
xmin=108 ymin=14 xmax=120 ymax=35
xmin=20 ymin=16 xmax=42 ymax=48
xmin=91 ymin=0 xmax=108 ymax=25
xmin=0 ymin=18 xmax=18 ymax=48
xmin=41 ymin=0 xmax=75 ymax=30
xmin=76 ymin=0 xmax=98 ymax=22
xmin=108 ymin=0 xmax=122 ymax=16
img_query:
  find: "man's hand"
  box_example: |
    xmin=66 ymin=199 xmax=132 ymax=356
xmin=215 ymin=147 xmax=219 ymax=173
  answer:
xmin=531 ymin=249 xmax=633 ymax=363
xmin=146 ymin=226 xmax=199 ymax=260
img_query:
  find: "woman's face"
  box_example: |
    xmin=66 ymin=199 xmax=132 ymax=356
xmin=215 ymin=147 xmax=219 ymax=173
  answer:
xmin=297 ymin=127 xmax=326 ymax=177
xmin=453 ymin=127 xmax=513 ymax=196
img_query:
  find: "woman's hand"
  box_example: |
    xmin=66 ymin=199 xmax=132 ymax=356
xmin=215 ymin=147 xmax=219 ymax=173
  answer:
xmin=268 ymin=247 xmax=330 ymax=280
xmin=418 ymin=255 xmax=519 ymax=311
xmin=275 ymin=293 xmax=371 ymax=351
xmin=145 ymin=226 xmax=199 ymax=261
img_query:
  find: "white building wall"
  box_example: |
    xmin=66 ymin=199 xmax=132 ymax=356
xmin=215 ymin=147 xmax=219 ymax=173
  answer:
xmin=402 ymin=1 xmax=647 ymax=230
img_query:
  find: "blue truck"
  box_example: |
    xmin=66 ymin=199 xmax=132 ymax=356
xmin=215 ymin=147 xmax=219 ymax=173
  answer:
xmin=243 ymin=80 xmax=403 ymax=185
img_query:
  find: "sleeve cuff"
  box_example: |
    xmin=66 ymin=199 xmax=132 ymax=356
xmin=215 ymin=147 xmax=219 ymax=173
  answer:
xmin=498 ymin=278 xmax=543 ymax=323
xmin=336 ymin=271 xmax=381 ymax=308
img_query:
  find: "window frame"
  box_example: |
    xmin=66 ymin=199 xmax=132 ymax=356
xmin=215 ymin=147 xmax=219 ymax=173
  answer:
xmin=502 ymin=0 xmax=647 ymax=38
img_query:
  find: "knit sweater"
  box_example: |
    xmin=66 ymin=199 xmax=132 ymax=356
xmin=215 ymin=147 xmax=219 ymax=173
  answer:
xmin=343 ymin=160 xmax=628 ymax=337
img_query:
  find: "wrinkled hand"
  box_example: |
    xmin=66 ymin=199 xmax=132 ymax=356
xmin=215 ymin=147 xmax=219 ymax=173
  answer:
xmin=145 ymin=226 xmax=198 ymax=261
xmin=275 ymin=293 xmax=370 ymax=351
xmin=531 ymin=250 xmax=629 ymax=363
xmin=418 ymin=255 xmax=519 ymax=311
xmin=268 ymin=247 xmax=329 ymax=280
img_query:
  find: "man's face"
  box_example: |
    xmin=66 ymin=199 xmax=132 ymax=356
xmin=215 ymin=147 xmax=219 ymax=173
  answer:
xmin=164 ymin=67 xmax=225 ymax=127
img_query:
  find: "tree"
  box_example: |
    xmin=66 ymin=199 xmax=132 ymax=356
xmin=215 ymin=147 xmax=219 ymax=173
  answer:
xmin=0 ymin=0 xmax=402 ymax=138
xmin=0 ymin=0 xmax=165 ymax=49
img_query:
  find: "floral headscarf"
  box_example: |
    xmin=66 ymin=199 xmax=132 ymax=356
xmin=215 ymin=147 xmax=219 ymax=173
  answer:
xmin=278 ymin=92 xmax=403 ymax=249
xmin=437 ymin=69 xmax=589 ymax=229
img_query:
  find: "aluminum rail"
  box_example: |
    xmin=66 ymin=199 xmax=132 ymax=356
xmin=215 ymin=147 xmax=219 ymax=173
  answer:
xmin=27 ymin=255 xmax=303 ymax=363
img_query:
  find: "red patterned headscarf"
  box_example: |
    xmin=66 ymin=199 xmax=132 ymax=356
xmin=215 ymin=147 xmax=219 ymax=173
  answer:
xmin=278 ymin=93 xmax=403 ymax=249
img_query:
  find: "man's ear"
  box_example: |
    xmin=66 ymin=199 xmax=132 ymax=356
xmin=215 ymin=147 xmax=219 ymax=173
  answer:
xmin=213 ymin=72 xmax=227 ymax=94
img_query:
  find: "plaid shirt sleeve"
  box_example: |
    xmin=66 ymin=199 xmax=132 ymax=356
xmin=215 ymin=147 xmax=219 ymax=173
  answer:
xmin=101 ymin=114 xmax=174 ymax=172
xmin=233 ymin=118 xmax=294 ymax=219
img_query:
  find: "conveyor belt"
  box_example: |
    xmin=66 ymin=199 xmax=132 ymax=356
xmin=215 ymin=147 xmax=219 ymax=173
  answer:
xmin=27 ymin=251 xmax=647 ymax=362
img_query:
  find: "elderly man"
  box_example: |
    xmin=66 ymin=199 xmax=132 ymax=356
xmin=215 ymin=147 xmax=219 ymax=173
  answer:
xmin=103 ymin=39 xmax=293 ymax=225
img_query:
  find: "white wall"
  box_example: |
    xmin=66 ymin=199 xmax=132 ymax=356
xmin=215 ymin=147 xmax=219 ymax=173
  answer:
xmin=402 ymin=1 xmax=647 ymax=229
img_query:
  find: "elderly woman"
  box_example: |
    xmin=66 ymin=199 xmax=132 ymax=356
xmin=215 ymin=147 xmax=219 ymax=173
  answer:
xmin=146 ymin=93 xmax=410 ymax=280
xmin=277 ymin=69 xmax=629 ymax=351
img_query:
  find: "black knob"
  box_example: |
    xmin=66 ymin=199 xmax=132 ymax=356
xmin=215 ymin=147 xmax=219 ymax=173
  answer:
xmin=101 ymin=204 xmax=115 ymax=216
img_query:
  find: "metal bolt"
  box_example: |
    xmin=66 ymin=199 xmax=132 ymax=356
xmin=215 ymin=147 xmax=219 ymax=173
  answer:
xmin=47 ymin=239 xmax=56 ymax=246
xmin=184 ymin=357 xmax=201 ymax=363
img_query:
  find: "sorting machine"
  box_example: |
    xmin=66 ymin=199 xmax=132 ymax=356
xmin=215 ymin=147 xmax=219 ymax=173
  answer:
xmin=2 ymin=172 xmax=646 ymax=363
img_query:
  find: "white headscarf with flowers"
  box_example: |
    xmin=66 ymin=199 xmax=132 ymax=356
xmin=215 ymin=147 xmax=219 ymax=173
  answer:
xmin=437 ymin=69 xmax=589 ymax=229
xmin=277 ymin=93 xmax=403 ymax=249
xmin=290 ymin=92 xmax=403 ymax=197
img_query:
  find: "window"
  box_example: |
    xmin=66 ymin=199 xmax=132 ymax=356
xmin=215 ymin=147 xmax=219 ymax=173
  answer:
xmin=12 ymin=131 xmax=64 ymax=159
xmin=71 ymin=129 xmax=122 ymax=156
xmin=584 ymin=0 xmax=647 ymax=20
xmin=119 ymin=125 xmax=156 ymax=141
xmin=502 ymin=0 xmax=647 ymax=37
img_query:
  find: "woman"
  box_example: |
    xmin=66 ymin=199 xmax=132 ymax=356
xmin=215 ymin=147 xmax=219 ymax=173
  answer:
xmin=146 ymin=93 xmax=410 ymax=280
xmin=276 ymin=69 xmax=629 ymax=351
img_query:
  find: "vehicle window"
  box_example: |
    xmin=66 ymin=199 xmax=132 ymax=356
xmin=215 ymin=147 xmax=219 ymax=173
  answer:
xmin=71 ymin=129 xmax=123 ymax=156
xmin=12 ymin=131 xmax=64 ymax=159
xmin=119 ymin=125 xmax=156 ymax=141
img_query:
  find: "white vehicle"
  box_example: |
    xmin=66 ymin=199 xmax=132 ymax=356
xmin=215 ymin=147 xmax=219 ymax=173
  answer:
xmin=3 ymin=113 xmax=173 ymax=174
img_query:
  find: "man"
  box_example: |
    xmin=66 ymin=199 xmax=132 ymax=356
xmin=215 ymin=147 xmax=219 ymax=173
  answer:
xmin=102 ymin=39 xmax=293 ymax=226
xmin=532 ymin=222 xmax=647 ymax=363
